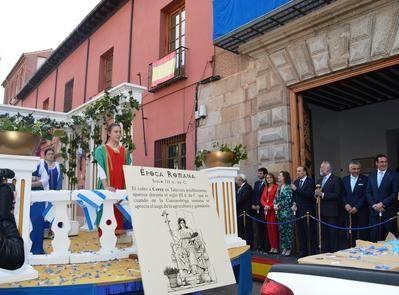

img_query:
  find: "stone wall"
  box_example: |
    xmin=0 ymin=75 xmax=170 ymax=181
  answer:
xmin=214 ymin=47 xmax=251 ymax=78
xmin=198 ymin=0 xmax=399 ymax=183
xmin=197 ymin=59 xmax=259 ymax=179
xmin=259 ymin=0 xmax=399 ymax=87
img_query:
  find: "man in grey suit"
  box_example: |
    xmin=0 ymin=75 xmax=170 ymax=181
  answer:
xmin=315 ymin=161 xmax=343 ymax=253
xmin=342 ymin=160 xmax=369 ymax=245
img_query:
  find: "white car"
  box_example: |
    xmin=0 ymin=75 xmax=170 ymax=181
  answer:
xmin=261 ymin=264 xmax=399 ymax=295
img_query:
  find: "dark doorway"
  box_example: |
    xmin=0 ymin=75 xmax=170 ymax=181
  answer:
xmin=293 ymin=62 xmax=399 ymax=176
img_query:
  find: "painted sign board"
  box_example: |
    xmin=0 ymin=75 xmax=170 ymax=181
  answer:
xmin=123 ymin=166 xmax=236 ymax=295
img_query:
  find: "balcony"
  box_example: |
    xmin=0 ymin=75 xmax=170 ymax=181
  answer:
xmin=148 ymin=46 xmax=187 ymax=92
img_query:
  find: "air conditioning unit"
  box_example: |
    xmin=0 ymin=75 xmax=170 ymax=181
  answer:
xmin=195 ymin=104 xmax=207 ymax=120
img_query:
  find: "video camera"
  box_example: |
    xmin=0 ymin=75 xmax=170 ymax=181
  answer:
xmin=0 ymin=168 xmax=15 ymax=181
xmin=0 ymin=169 xmax=15 ymax=191
xmin=0 ymin=169 xmax=16 ymax=219
xmin=0 ymin=168 xmax=24 ymax=270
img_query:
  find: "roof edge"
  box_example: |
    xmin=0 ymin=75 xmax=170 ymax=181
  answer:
xmin=15 ymin=0 xmax=129 ymax=100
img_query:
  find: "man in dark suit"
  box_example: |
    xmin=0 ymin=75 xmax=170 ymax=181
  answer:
xmin=315 ymin=161 xmax=343 ymax=253
xmin=235 ymin=174 xmax=253 ymax=245
xmin=251 ymin=167 xmax=268 ymax=252
xmin=366 ymin=154 xmax=399 ymax=242
xmin=292 ymin=166 xmax=316 ymax=257
xmin=342 ymin=160 xmax=369 ymax=246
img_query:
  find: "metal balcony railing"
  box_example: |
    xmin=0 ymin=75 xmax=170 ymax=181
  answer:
xmin=148 ymin=46 xmax=187 ymax=92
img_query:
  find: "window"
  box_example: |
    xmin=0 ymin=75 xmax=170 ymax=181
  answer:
xmin=37 ymin=57 xmax=47 ymax=69
xmin=63 ymin=79 xmax=74 ymax=112
xmin=99 ymin=48 xmax=113 ymax=91
xmin=42 ymin=98 xmax=49 ymax=110
xmin=167 ymin=4 xmax=185 ymax=53
xmin=167 ymin=3 xmax=186 ymax=71
xmin=149 ymin=1 xmax=187 ymax=92
xmin=154 ymin=134 xmax=186 ymax=169
xmin=16 ymin=69 xmax=24 ymax=93
xmin=4 ymin=86 xmax=8 ymax=103
xmin=11 ymin=80 xmax=16 ymax=98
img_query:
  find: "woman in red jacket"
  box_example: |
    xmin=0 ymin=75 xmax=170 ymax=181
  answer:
xmin=261 ymin=173 xmax=279 ymax=254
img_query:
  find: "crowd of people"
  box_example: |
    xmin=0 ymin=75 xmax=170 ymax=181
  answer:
xmin=235 ymin=154 xmax=399 ymax=257
xmin=5 ymin=119 xmax=399 ymax=264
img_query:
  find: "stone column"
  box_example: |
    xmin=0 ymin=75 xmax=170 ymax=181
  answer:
xmin=202 ymin=167 xmax=246 ymax=248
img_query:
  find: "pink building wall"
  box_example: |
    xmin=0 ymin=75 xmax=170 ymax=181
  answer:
xmin=130 ymin=0 xmax=214 ymax=169
xmin=85 ymin=5 xmax=131 ymax=99
xmin=23 ymin=3 xmax=131 ymax=110
xmin=54 ymin=43 xmax=87 ymax=110
xmin=17 ymin=0 xmax=214 ymax=171
xmin=22 ymin=42 xmax=88 ymax=110
xmin=36 ymin=71 xmax=56 ymax=109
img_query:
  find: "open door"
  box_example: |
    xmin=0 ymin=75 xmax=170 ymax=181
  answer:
xmin=298 ymin=95 xmax=314 ymax=178
xmin=290 ymin=92 xmax=314 ymax=177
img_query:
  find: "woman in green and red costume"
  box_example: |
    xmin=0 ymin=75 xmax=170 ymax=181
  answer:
xmin=95 ymin=123 xmax=131 ymax=236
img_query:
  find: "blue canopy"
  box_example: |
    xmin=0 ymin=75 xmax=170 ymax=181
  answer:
xmin=213 ymin=0 xmax=292 ymax=40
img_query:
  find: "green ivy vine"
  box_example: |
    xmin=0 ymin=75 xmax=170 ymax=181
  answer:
xmin=0 ymin=91 xmax=140 ymax=189
xmin=63 ymin=90 xmax=140 ymax=188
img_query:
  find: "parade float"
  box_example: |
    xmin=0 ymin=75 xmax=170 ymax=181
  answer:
xmin=0 ymin=82 xmax=252 ymax=294
xmin=0 ymin=83 xmax=143 ymax=287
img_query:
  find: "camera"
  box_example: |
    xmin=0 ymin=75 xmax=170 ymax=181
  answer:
xmin=0 ymin=168 xmax=24 ymax=270
xmin=0 ymin=168 xmax=16 ymax=219
xmin=0 ymin=168 xmax=15 ymax=181
xmin=0 ymin=168 xmax=15 ymax=192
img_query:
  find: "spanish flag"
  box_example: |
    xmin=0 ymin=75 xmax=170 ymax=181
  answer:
xmin=151 ymin=51 xmax=177 ymax=87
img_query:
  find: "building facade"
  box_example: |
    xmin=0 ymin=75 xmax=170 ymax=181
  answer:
xmin=1 ymin=49 xmax=52 ymax=105
xmin=199 ymin=0 xmax=399 ymax=181
xmin=10 ymin=0 xmax=214 ymax=171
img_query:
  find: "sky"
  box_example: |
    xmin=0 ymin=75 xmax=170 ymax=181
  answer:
xmin=0 ymin=0 xmax=101 ymax=103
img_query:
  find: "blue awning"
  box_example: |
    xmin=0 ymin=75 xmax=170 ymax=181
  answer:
xmin=213 ymin=0 xmax=336 ymax=53
xmin=213 ymin=0 xmax=291 ymax=40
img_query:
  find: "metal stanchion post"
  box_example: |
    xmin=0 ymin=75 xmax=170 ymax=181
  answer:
xmin=243 ymin=210 xmax=247 ymax=241
xmin=379 ymin=211 xmax=382 ymax=241
xmin=317 ymin=196 xmax=322 ymax=253
xmin=306 ymin=211 xmax=311 ymax=256
xmin=397 ymin=212 xmax=399 ymax=235
xmin=292 ymin=207 xmax=297 ymax=256
xmin=348 ymin=212 xmax=352 ymax=248
xmin=315 ymin=183 xmax=322 ymax=253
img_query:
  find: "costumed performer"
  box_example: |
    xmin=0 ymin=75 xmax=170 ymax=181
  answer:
xmin=95 ymin=123 xmax=132 ymax=238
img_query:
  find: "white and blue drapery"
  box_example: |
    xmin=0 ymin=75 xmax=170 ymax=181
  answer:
xmin=42 ymin=202 xmax=55 ymax=223
xmin=42 ymin=190 xmax=132 ymax=231
xmin=77 ymin=190 xmax=108 ymax=231
xmin=114 ymin=195 xmax=132 ymax=224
